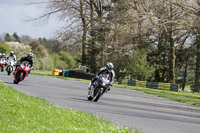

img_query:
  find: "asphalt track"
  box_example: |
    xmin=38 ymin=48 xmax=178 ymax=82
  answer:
xmin=0 ymin=72 xmax=200 ymax=133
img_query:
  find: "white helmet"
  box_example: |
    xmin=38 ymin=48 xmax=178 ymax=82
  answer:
xmin=10 ymin=51 xmax=14 ymax=55
xmin=106 ymin=62 xmax=114 ymax=70
xmin=2 ymin=53 xmax=5 ymax=56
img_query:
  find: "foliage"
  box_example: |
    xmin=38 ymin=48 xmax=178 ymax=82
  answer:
xmin=59 ymin=51 xmax=76 ymax=69
xmin=4 ymin=33 xmax=14 ymax=42
xmin=12 ymin=32 xmax=21 ymax=42
xmin=39 ymin=38 xmax=63 ymax=53
xmin=0 ymin=41 xmax=11 ymax=55
xmin=126 ymin=49 xmax=155 ymax=81
xmin=29 ymin=40 xmax=48 ymax=58
xmin=33 ymin=56 xmax=54 ymax=71
xmin=5 ymin=42 xmax=32 ymax=60
xmin=0 ymin=82 xmax=135 ymax=133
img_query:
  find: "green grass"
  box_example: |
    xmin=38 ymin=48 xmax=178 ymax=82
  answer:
xmin=113 ymin=84 xmax=200 ymax=106
xmin=0 ymin=82 xmax=137 ymax=133
xmin=31 ymin=70 xmax=200 ymax=107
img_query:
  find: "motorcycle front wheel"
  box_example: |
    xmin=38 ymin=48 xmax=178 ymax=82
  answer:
xmin=87 ymin=91 xmax=93 ymax=101
xmin=7 ymin=66 xmax=11 ymax=75
xmin=92 ymin=88 xmax=102 ymax=102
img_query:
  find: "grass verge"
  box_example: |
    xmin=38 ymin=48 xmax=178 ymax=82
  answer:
xmin=0 ymin=82 xmax=137 ymax=133
xmin=31 ymin=70 xmax=200 ymax=107
xmin=113 ymin=84 xmax=200 ymax=106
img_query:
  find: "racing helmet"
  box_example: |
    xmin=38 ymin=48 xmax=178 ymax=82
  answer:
xmin=27 ymin=53 xmax=33 ymax=60
xmin=10 ymin=51 xmax=14 ymax=56
xmin=106 ymin=62 xmax=114 ymax=70
xmin=2 ymin=53 xmax=5 ymax=56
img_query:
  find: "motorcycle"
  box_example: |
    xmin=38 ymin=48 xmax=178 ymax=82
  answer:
xmin=0 ymin=58 xmax=6 ymax=72
xmin=6 ymin=60 xmax=15 ymax=75
xmin=88 ymin=74 xmax=112 ymax=102
xmin=13 ymin=61 xmax=30 ymax=84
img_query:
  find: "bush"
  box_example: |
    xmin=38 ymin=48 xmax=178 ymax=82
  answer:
xmin=5 ymin=41 xmax=32 ymax=59
xmin=0 ymin=41 xmax=11 ymax=55
xmin=59 ymin=51 xmax=76 ymax=69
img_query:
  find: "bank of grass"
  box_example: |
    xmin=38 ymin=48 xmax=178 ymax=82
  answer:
xmin=31 ymin=70 xmax=200 ymax=107
xmin=113 ymin=84 xmax=200 ymax=106
xmin=0 ymin=82 xmax=136 ymax=133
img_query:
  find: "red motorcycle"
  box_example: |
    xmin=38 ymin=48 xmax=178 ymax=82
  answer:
xmin=13 ymin=61 xmax=30 ymax=84
xmin=0 ymin=58 xmax=6 ymax=72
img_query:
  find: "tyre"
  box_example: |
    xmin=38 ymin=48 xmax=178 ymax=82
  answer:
xmin=13 ymin=79 xmax=19 ymax=84
xmin=87 ymin=95 xmax=93 ymax=101
xmin=7 ymin=66 xmax=11 ymax=75
xmin=18 ymin=72 xmax=23 ymax=81
xmin=92 ymin=88 xmax=102 ymax=102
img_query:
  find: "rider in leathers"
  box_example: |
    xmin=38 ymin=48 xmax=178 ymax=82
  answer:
xmin=90 ymin=62 xmax=115 ymax=91
xmin=1 ymin=53 xmax=6 ymax=60
xmin=14 ymin=53 xmax=34 ymax=74
xmin=6 ymin=51 xmax=16 ymax=64
xmin=0 ymin=53 xmax=6 ymax=63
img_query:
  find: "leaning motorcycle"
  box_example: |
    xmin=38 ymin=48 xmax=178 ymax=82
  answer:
xmin=6 ymin=60 xmax=15 ymax=75
xmin=13 ymin=61 xmax=30 ymax=84
xmin=0 ymin=58 xmax=6 ymax=72
xmin=87 ymin=74 xmax=112 ymax=102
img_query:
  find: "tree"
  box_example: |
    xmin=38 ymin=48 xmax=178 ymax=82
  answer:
xmin=12 ymin=32 xmax=21 ymax=42
xmin=5 ymin=33 xmax=14 ymax=42
xmin=173 ymin=0 xmax=200 ymax=92
xmin=6 ymin=42 xmax=32 ymax=59
xmin=126 ymin=49 xmax=155 ymax=80
xmin=0 ymin=41 xmax=11 ymax=55
xmin=59 ymin=51 xmax=75 ymax=69
xmin=29 ymin=40 xmax=48 ymax=58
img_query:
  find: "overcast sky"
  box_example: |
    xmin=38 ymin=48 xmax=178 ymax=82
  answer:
xmin=0 ymin=0 xmax=64 ymax=39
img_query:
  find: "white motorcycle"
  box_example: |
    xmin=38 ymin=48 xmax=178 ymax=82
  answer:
xmin=6 ymin=59 xmax=15 ymax=75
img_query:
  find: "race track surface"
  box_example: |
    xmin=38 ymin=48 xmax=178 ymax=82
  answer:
xmin=1 ymin=72 xmax=200 ymax=133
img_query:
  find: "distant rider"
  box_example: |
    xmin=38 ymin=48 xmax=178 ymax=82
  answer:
xmin=90 ymin=62 xmax=115 ymax=91
xmin=6 ymin=51 xmax=17 ymax=64
xmin=1 ymin=53 xmax=6 ymax=61
xmin=14 ymin=53 xmax=34 ymax=74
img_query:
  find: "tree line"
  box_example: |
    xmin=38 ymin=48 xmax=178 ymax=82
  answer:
xmin=0 ymin=32 xmax=76 ymax=71
xmin=21 ymin=0 xmax=200 ymax=92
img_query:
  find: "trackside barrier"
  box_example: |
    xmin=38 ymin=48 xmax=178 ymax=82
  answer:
xmin=158 ymin=83 xmax=171 ymax=91
xmin=67 ymin=70 xmax=95 ymax=80
xmin=146 ymin=82 xmax=158 ymax=89
xmin=52 ymin=69 xmax=63 ymax=76
xmin=136 ymin=81 xmax=146 ymax=88
xmin=128 ymin=80 xmax=136 ymax=86
xmin=118 ymin=79 xmax=179 ymax=91
xmin=64 ymin=70 xmax=70 ymax=77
